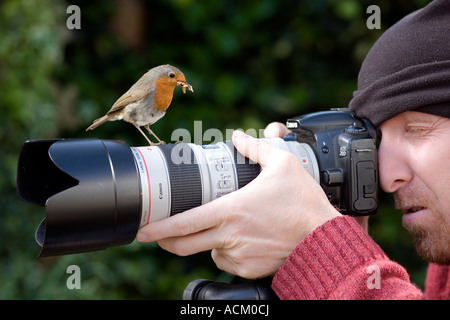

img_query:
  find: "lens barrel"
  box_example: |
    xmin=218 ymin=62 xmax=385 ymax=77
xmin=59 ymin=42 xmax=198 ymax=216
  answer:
xmin=130 ymin=141 xmax=262 ymax=225
xmin=131 ymin=139 xmax=317 ymax=226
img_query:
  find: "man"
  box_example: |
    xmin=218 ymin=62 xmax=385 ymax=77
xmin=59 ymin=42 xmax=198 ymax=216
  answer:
xmin=137 ymin=0 xmax=450 ymax=299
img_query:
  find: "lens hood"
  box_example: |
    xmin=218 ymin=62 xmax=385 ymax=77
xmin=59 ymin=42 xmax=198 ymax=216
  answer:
xmin=17 ymin=139 xmax=141 ymax=257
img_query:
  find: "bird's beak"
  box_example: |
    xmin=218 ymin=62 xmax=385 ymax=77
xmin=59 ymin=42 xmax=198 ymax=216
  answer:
xmin=177 ymin=80 xmax=194 ymax=93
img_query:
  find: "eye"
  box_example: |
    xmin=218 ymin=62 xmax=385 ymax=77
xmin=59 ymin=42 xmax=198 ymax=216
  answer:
xmin=405 ymin=126 xmax=430 ymax=137
xmin=169 ymin=72 xmax=175 ymax=78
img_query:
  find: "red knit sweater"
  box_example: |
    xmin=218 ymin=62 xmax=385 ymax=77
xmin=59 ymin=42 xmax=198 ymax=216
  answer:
xmin=272 ymin=216 xmax=450 ymax=300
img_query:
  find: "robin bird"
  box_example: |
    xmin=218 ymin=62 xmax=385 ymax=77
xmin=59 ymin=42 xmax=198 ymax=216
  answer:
xmin=86 ymin=64 xmax=193 ymax=145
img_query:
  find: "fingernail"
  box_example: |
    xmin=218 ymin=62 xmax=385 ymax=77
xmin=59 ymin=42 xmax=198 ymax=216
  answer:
xmin=136 ymin=232 xmax=147 ymax=242
xmin=233 ymin=130 xmax=249 ymax=139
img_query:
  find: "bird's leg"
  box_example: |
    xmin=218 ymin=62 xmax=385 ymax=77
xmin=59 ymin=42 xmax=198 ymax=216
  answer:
xmin=144 ymin=124 xmax=165 ymax=145
xmin=134 ymin=124 xmax=155 ymax=146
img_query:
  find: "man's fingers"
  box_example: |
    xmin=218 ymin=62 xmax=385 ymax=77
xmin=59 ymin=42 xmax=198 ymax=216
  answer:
xmin=157 ymin=228 xmax=220 ymax=257
xmin=232 ymin=130 xmax=281 ymax=168
xmin=211 ymin=249 xmax=239 ymax=276
xmin=264 ymin=122 xmax=291 ymax=138
xmin=136 ymin=198 xmax=226 ymax=242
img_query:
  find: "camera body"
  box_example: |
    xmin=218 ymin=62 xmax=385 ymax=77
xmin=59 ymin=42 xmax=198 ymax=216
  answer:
xmin=286 ymin=108 xmax=377 ymax=216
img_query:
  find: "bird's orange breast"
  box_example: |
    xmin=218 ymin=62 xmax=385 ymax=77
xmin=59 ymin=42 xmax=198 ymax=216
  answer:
xmin=153 ymin=79 xmax=176 ymax=112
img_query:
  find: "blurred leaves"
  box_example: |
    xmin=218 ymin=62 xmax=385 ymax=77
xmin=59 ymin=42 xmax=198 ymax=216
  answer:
xmin=1 ymin=0 xmax=429 ymax=299
xmin=0 ymin=0 xmax=64 ymax=139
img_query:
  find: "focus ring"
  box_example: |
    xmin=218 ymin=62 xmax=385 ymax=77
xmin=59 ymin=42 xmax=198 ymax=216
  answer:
xmin=225 ymin=141 xmax=261 ymax=189
xmin=158 ymin=144 xmax=202 ymax=216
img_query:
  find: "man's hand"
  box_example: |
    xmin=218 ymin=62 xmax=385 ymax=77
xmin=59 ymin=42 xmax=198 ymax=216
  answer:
xmin=137 ymin=128 xmax=340 ymax=279
xmin=263 ymin=121 xmax=369 ymax=232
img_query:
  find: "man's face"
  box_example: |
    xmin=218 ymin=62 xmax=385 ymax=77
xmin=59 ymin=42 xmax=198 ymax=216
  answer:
xmin=378 ymin=111 xmax=450 ymax=264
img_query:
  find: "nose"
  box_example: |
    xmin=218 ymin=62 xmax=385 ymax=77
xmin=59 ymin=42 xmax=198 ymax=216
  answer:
xmin=378 ymin=133 xmax=413 ymax=193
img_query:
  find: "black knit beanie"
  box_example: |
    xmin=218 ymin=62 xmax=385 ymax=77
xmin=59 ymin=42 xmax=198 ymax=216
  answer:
xmin=349 ymin=0 xmax=450 ymax=126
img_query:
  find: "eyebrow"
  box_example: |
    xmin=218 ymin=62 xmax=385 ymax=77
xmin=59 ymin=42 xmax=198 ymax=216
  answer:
xmin=401 ymin=112 xmax=437 ymax=123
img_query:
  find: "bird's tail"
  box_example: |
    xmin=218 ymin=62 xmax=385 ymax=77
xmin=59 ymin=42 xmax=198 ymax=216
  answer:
xmin=86 ymin=115 xmax=110 ymax=131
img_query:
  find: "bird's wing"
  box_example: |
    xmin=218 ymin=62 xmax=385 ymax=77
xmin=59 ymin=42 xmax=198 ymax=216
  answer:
xmin=106 ymin=92 xmax=142 ymax=115
xmin=106 ymin=85 xmax=153 ymax=115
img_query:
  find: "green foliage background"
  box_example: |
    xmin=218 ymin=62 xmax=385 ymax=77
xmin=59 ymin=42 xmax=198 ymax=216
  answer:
xmin=1 ymin=0 xmax=429 ymax=299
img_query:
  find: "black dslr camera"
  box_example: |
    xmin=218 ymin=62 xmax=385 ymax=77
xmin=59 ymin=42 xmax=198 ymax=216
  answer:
xmin=17 ymin=108 xmax=377 ymax=298
xmin=285 ymin=108 xmax=377 ymax=216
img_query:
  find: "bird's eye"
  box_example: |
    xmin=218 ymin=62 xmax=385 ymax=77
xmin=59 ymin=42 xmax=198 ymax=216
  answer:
xmin=169 ymin=72 xmax=175 ymax=78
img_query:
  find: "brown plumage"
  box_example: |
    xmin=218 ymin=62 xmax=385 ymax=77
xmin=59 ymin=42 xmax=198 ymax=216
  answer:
xmin=86 ymin=64 xmax=193 ymax=145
